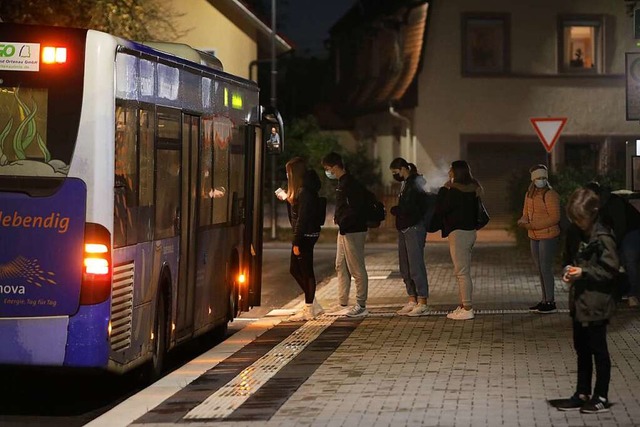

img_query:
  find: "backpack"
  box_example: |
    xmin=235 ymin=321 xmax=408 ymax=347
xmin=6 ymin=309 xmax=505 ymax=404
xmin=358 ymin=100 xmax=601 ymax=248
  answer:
xmin=315 ymin=196 xmax=327 ymax=228
xmin=364 ymin=189 xmax=386 ymax=228
xmin=420 ymin=191 xmax=437 ymax=231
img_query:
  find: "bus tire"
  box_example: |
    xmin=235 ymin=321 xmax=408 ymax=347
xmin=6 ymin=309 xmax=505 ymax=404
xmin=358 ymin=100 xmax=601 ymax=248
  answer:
xmin=149 ymin=288 xmax=168 ymax=381
xmin=228 ymin=279 xmax=239 ymax=322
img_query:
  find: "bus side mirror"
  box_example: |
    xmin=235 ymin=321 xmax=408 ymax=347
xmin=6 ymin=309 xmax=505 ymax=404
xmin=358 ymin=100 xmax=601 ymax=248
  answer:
xmin=262 ymin=106 xmax=284 ymax=155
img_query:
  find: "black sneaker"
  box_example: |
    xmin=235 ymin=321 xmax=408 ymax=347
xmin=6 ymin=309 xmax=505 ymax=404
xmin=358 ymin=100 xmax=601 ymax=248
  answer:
xmin=529 ymin=301 xmax=543 ymax=312
xmin=580 ymin=396 xmax=610 ymax=414
xmin=552 ymin=393 xmax=589 ymax=411
xmin=537 ymin=302 xmax=557 ymax=313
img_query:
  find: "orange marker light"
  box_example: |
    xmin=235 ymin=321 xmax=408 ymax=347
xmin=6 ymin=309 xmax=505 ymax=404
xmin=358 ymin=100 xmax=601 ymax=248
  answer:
xmin=55 ymin=47 xmax=67 ymax=63
xmin=238 ymin=273 xmax=246 ymax=284
xmin=85 ymin=243 xmax=108 ymax=254
xmin=42 ymin=46 xmax=67 ymax=64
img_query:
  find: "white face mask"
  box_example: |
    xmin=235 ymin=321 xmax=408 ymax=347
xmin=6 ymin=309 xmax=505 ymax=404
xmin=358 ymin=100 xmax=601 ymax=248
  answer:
xmin=534 ymin=179 xmax=547 ymax=188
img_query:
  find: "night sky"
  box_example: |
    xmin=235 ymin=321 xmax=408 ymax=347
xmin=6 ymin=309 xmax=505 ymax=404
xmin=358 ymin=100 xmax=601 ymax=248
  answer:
xmin=282 ymin=0 xmax=356 ymax=57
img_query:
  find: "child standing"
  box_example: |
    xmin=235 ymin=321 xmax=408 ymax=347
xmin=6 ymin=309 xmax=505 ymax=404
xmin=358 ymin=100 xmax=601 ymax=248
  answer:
xmin=554 ymin=187 xmax=619 ymax=414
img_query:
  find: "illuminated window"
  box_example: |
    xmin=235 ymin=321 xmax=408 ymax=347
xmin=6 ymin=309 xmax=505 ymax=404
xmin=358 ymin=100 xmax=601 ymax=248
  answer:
xmin=558 ymin=16 xmax=603 ymax=73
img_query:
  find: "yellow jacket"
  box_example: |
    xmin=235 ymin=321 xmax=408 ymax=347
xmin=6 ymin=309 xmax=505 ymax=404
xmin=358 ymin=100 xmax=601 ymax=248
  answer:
xmin=520 ymin=188 xmax=561 ymax=240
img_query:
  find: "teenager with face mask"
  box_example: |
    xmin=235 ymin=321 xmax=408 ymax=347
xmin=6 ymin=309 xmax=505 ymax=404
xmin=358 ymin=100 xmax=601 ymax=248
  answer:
xmin=321 ymin=151 xmax=369 ymax=318
xmin=517 ymin=164 xmax=561 ymax=313
xmin=389 ymin=158 xmax=430 ymax=316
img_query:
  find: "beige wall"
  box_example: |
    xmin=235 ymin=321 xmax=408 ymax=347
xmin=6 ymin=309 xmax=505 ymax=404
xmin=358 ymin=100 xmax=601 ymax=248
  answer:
xmin=415 ymin=0 xmax=639 ymax=177
xmin=171 ymin=0 xmax=258 ymax=79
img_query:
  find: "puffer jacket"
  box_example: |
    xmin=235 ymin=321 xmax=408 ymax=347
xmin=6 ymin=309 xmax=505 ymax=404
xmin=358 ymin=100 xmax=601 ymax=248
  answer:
xmin=435 ymin=182 xmax=483 ymax=238
xmin=563 ymin=222 xmax=619 ymax=323
xmin=521 ymin=188 xmax=560 ymax=240
xmin=288 ymin=169 xmax=322 ymax=246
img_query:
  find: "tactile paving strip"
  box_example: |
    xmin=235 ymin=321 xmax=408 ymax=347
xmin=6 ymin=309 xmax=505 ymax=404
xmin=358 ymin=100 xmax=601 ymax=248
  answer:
xmin=184 ymin=316 xmax=336 ymax=419
xmin=364 ymin=307 xmax=571 ymax=317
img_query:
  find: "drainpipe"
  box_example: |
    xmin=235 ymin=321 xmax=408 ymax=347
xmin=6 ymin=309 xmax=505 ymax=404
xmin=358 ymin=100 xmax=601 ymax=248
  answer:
xmin=389 ymin=104 xmax=414 ymax=163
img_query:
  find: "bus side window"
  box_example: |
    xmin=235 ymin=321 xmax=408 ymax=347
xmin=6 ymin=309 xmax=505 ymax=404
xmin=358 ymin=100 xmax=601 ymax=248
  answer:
xmin=155 ymin=149 xmax=181 ymax=239
xmin=114 ymin=106 xmax=138 ymax=248
xmin=212 ymin=120 xmax=230 ymax=225
xmin=138 ymin=108 xmax=155 ymax=241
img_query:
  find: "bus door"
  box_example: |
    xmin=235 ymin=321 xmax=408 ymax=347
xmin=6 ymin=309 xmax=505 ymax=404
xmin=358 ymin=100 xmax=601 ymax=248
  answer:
xmin=244 ymin=125 xmax=264 ymax=309
xmin=175 ymin=114 xmax=199 ymax=339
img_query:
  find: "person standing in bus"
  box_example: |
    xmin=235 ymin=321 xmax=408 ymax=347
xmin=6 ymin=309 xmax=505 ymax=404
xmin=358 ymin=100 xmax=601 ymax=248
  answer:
xmin=322 ymin=152 xmax=369 ymax=318
xmin=282 ymin=157 xmax=324 ymax=321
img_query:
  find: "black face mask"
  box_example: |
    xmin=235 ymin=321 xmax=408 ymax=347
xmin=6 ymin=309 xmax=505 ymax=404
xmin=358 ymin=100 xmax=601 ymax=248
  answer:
xmin=392 ymin=173 xmax=404 ymax=182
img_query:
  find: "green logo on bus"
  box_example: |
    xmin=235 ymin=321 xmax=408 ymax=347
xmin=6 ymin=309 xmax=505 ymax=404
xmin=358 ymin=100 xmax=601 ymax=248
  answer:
xmin=0 ymin=44 xmax=16 ymax=57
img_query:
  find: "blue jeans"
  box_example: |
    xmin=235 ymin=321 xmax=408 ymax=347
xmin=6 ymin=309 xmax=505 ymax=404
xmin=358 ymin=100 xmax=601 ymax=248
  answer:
xmin=398 ymin=224 xmax=429 ymax=299
xmin=530 ymin=237 xmax=558 ymax=303
xmin=622 ymin=229 xmax=640 ymax=298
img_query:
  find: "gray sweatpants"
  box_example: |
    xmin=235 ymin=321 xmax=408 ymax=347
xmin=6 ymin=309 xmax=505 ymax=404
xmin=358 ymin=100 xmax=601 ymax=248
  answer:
xmin=448 ymin=229 xmax=477 ymax=307
xmin=336 ymin=231 xmax=368 ymax=307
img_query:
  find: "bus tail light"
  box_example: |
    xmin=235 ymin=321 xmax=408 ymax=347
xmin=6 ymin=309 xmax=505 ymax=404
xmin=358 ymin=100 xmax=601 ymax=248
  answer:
xmin=80 ymin=223 xmax=112 ymax=305
xmin=42 ymin=46 xmax=67 ymax=64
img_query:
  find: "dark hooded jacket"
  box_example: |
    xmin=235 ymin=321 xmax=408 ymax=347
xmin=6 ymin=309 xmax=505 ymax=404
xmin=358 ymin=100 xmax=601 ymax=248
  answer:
xmin=563 ymin=222 xmax=619 ymax=323
xmin=597 ymin=188 xmax=640 ymax=248
xmin=288 ymin=169 xmax=322 ymax=246
xmin=434 ymin=181 xmax=483 ymax=238
xmin=333 ymin=173 xmax=368 ymax=235
xmin=391 ymin=174 xmax=428 ymax=230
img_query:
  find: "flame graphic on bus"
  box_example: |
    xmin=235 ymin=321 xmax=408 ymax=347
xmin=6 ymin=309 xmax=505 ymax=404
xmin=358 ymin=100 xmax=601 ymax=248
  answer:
xmin=0 ymin=256 xmax=57 ymax=287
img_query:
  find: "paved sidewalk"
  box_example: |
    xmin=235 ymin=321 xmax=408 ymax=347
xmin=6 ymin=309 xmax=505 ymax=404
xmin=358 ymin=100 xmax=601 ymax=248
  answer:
xmin=91 ymin=242 xmax=640 ymax=427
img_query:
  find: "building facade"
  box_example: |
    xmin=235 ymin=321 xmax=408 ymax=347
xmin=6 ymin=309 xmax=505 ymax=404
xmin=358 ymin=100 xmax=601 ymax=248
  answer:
xmin=169 ymin=0 xmax=291 ymax=80
xmin=330 ymin=0 xmax=639 ymax=228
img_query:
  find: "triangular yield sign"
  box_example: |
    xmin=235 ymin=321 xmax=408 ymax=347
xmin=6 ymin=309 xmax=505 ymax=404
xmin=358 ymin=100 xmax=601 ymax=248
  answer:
xmin=530 ymin=117 xmax=567 ymax=153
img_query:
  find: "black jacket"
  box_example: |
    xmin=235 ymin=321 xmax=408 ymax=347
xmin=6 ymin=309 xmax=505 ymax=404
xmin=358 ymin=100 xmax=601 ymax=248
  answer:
xmin=597 ymin=189 xmax=640 ymax=247
xmin=434 ymin=182 xmax=482 ymax=238
xmin=288 ymin=169 xmax=322 ymax=246
xmin=334 ymin=173 xmax=368 ymax=235
xmin=563 ymin=222 xmax=619 ymax=323
xmin=391 ymin=174 xmax=427 ymax=230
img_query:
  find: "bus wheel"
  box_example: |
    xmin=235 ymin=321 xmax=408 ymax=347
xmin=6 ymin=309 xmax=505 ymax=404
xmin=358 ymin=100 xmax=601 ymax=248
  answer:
xmin=227 ymin=278 xmax=239 ymax=322
xmin=150 ymin=290 xmax=168 ymax=380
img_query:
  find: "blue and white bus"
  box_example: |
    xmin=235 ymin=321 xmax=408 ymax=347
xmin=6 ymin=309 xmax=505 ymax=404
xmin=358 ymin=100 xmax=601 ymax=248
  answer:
xmin=0 ymin=23 xmax=282 ymax=376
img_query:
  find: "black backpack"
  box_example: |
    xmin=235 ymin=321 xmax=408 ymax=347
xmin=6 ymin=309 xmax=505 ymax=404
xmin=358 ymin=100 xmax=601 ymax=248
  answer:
xmin=365 ymin=189 xmax=386 ymax=228
xmin=421 ymin=191 xmax=438 ymax=231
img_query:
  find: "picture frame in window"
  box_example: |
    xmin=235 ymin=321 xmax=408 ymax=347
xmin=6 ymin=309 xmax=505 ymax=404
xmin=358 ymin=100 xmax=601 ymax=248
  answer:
xmin=633 ymin=156 xmax=640 ymax=192
xmin=461 ymin=13 xmax=510 ymax=75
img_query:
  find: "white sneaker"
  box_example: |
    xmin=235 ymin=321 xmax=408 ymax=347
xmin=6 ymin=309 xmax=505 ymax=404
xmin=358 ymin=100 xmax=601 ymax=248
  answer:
xmin=289 ymin=304 xmax=314 ymax=321
xmin=346 ymin=304 xmax=368 ymax=318
xmin=313 ymin=299 xmax=325 ymax=316
xmin=629 ymin=296 xmax=639 ymax=308
xmin=397 ymin=301 xmax=417 ymax=315
xmin=407 ymin=303 xmax=429 ymax=317
xmin=446 ymin=307 xmax=474 ymax=320
xmin=326 ymin=305 xmax=350 ymax=316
